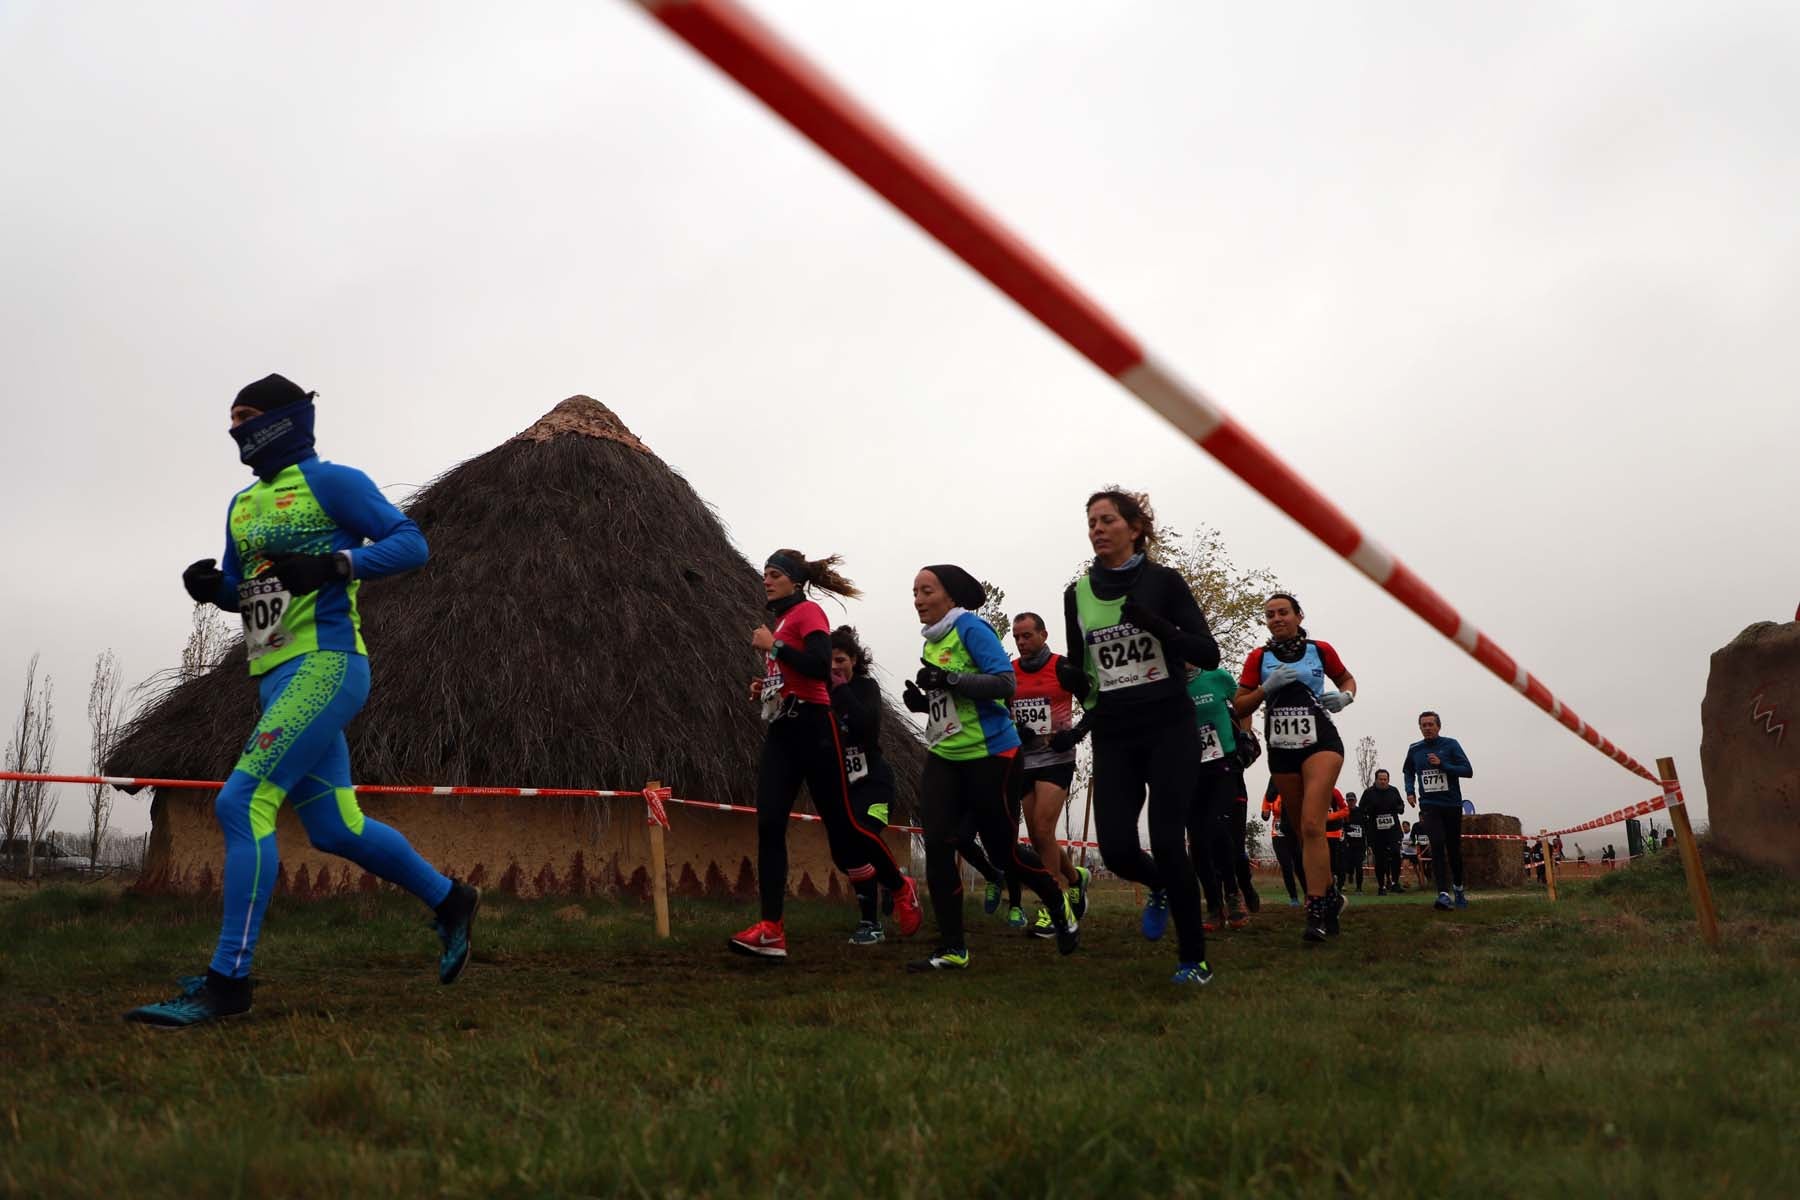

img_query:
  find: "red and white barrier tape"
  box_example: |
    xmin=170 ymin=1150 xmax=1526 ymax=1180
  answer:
xmin=0 ymin=771 xmax=1098 ymax=849
xmin=629 ymin=0 xmax=1656 ymax=784
xmin=665 ymin=794 xmax=1101 ymax=849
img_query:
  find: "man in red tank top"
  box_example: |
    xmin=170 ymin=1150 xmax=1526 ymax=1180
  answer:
xmin=1009 ymin=612 xmax=1093 ymax=929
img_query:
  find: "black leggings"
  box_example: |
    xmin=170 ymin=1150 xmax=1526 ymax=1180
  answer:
xmin=1339 ymin=837 xmax=1365 ymax=890
xmin=850 ymin=784 xmax=894 ymax=923
xmin=1186 ymin=767 xmax=1240 ymax=915
xmin=921 ymin=754 xmax=1061 ymax=948
xmin=1422 ymin=807 xmax=1465 ymax=892
xmin=1218 ymin=792 xmax=1253 ymax=899
xmin=1372 ymin=837 xmax=1402 ymax=888
xmin=756 ymin=702 xmax=905 ymax=921
xmin=950 ymin=802 xmax=1008 ymax=888
xmin=1092 ymin=717 xmax=1206 ymax=963
xmin=1273 ymin=835 xmax=1300 ymax=901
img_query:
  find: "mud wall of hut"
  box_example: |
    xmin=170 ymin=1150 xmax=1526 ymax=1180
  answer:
xmin=138 ymin=789 xmax=908 ymax=903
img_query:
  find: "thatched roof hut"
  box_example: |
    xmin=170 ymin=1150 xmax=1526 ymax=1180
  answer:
xmin=111 ymin=397 xmax=925 ymax=900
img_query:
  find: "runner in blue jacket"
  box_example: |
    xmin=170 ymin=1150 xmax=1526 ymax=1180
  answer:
xmin=1402 ymin=711 xmax=1474 ymax=910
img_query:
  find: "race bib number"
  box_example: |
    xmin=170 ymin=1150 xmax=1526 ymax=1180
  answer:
xmin=925 ymin=689 xmax=963 ymax=746
xmin=1347 ymin=827 xmax=1363 ymax=839
xmin=760 ymin=663 xmax=785 ymax=722
xmin=1012 ymin=695 xmax=1053 ymax=736
xmin=1268 ymin=707 xmax=1317 ymax=750
xmin=1089 ymin=626 xmax=1169 ymax=692
xmin=1198 ymin=723 xmax=1223 ymax=763
xmin=843 ymin=745 xmax=869 ymax=784
xmin=238 ymin=575 xmax=293 ymax=662
xmin=1420 ymin=769 xmax=1449 ymax=794
xmin=1376 ymin=814 xmax=1396 ymax=831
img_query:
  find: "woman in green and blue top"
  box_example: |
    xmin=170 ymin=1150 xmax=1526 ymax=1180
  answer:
xmin=1058 ymin=489 xmax=1220 ymax=985
xmin=1186 ymin=664 xmax=1248 ymax=929
xmin=903 ymin=564 xmax=1076 ymax=971
xmin=125 ymin=374 xmax=478 ymax=1028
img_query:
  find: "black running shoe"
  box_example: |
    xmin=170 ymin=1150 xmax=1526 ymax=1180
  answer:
xmin=434 ymin=881 xmax=481 ymax=984
xmin=1326 ymin=887 xmax=1346 ymax=937
xmin=1302 ymin=897 xmax=1329 ymax=943
xmin=124 ymin=971 xmax=253 ymax=1029
xmin=905 ymin=947 xmax=971 ymax=972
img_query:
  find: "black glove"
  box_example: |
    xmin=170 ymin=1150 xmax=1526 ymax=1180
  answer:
xmin=182 ymin=558 xmax=225 ymax=605
xmin=1049 ymin=728 xmax=1083 ymax=754
xmin=1233 ymin=729 xmax=1263 ymax=770
xmin=916 ymin=663 xmax=951 ymax=692
xmin=902 ymin=680 xmax=930 ymax=713
xmin=1054 ymin=657 xmax=1089 ymax=699
xmin=1013 ymin=721 xmax=1040 ymax=749
xmin=1121 ymin=600 xmax=1177 ymax=642
xmin=267 ymin=552 xmax=348 ymax=597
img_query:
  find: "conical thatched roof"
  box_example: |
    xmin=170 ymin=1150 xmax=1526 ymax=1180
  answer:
xmin=109 ymin=397 xmax=925 ymax=821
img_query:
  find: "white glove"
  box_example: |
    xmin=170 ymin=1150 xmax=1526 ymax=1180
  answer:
xmin=1320 ymin=691 xmax=1354 ymax=713
xmin=1262 ymin=664 xmax=1300 ymax=692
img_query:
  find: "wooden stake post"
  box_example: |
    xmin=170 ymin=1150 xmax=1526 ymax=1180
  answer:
xmin=1658 ymin=756 xmax=1720 ymax=948
xmin=1540 ymin=829 xmax=1557 ymax=902
xmin=646 ymin=779 xmax=672 ymax=939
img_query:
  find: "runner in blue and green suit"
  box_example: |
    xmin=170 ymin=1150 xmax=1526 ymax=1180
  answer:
xmin=125 ymin=374 xmax=479 ymax=1028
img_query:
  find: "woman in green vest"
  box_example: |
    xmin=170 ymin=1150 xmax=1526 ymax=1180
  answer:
xmin=903 ymin=564 xmax=1076 ymax=971
xmin=1058 ymin=489 xmax=1221 ymax=985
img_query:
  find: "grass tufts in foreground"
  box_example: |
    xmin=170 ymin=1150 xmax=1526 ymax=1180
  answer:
xmin=3 ymin=849 xmax=1798 ymax=1198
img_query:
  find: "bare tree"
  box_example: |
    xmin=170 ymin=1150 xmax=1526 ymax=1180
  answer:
xmin=1153 ymin=527 xmax=1282 ymax=671
xmin=1356 ymin=735 xmax=1379 ymax=792
xmin=2 ymin=654 xmax=40 ymax=871
xmin=5 ymin=658 xmax=59 ymax=878
xmin=180 ymin=604 xmax=235 ymax=681
xmin=86 ymin=649 xmax=127 ymax=869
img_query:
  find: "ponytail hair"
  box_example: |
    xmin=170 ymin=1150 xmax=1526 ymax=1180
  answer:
xmin=767 ymin=549 xmax=862 ymax=600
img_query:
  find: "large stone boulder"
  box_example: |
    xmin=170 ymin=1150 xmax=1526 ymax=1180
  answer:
xmin=1463 ymin=813 xmax=1525 ymax=887
xmin=1700 ymin=622 xmax=1800 ymax=873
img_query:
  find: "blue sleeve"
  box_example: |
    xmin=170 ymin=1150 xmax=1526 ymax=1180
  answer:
xmin=304 ymin=461 xmax=428 ymax=580
xmin=1401 ymin=744 xmax=1418 ymax=794
xmin=215 ymin=495 xmax=244 ymax=612
xmin=1442 ymin=738 xmax=1474 ymax=778
xmin=953 ymin=614 xmax=1017 ymax=699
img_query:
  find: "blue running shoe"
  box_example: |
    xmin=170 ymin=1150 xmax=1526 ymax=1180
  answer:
xmin=1434 ymin=891 xmax=1453 ymax=911
xmin=124 ymin=972 xmax=252 ymax=1029
xmin=983 ymin=880 xmax=1003 ymax=915
xmin=1006 ymin=904 xmax=1026 ymax=930
xmin=1454 ymin=887 xmax=1468 ymax=910
xmin=1141 ymin=889 xmax=1170 ymax=941
xmin=1172 ymin=961 xmax=1214 ymax=985
xmin=435 ymin=881 xmax=481 ymax=984
xmin=1287 ymin=897 xmax=1301 ymax=908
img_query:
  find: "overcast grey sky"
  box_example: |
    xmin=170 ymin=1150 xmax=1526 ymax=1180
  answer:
xmin=4 ymin=1 xmax=1795 ymax=842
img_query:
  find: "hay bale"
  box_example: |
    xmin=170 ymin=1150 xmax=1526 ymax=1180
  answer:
xmin=1462 ymin=812 xmax=1525 ymax=888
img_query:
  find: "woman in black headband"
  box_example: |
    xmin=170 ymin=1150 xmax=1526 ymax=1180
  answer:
xmin=728 ymin=550 xmax=922 ymax=959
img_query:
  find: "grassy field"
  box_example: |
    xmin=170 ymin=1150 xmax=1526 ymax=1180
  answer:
xmin=4 ymin=849 xmax=1798 ymax=1199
